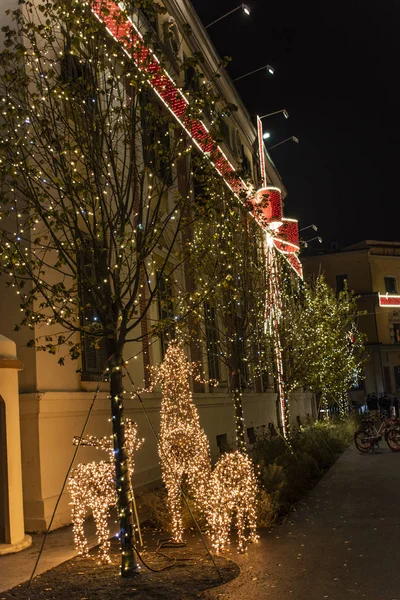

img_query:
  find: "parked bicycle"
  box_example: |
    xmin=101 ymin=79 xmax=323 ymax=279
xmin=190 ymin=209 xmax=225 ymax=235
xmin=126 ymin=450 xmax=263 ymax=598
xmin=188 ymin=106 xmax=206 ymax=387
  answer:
xmin=354 ymin=415 xmax=400 ymax=452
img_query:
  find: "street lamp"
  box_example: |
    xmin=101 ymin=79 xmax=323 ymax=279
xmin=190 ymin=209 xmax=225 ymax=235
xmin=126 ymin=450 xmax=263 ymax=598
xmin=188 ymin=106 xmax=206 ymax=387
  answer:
xmin=205 ymin=4 xmax=250 ymax=29
xmin=299 ymin=224 xmax=318 ymax=233
xmin=268 ymin=136 xmax=299 ymax=150
xmin=263 ymin=131 xmax=271 ymax=140
xmin=259 ymin=109 xmax=289 ymax=120
xmin=233 ymin=64 xmax=275 ymax=82
xmin=302 ymin=236 xmax=323 ymax=248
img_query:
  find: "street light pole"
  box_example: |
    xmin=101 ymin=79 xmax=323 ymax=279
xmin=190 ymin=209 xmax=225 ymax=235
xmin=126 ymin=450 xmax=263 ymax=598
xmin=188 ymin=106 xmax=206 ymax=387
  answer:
xmin=233 ymin=64 xmax=275 ymax=82
xmin=299 ymin=224 xmax=318 ymax=233
xmin=205 ymin=4 xmax=250 ymax=28
xmin=260 ymin=109 xmax=289 ymax=120
xmin=268 ymin=136 xmax=299 ymax=150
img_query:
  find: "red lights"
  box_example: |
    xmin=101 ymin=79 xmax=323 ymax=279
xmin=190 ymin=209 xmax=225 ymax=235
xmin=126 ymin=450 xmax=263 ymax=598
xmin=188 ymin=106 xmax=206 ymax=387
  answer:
xmin=90 ymin=1 xmax=302 ymax=277
xmin=379 ymin=294 xmax=400 ymax=307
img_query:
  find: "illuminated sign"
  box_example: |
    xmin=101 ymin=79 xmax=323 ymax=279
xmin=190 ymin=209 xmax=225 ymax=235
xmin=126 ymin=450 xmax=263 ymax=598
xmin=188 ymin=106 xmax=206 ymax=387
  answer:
xmin=379 ymin=293 xmax=400 ymax=307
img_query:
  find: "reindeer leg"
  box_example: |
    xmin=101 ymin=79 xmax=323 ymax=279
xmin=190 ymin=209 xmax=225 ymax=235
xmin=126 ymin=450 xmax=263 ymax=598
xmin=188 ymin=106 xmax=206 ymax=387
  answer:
xmin=236 ymin=501 xmax=247 ymax=553
xmin=93 ymin=503 xmax=112 ymax=564
xmin=164 ymin=465 xmax=184 ymax=543
xmin=71 ymin=499 xmax=89 ymax=558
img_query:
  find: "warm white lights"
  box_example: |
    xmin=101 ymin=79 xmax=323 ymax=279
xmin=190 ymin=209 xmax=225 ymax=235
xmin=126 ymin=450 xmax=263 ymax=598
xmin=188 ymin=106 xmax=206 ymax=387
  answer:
xmin=68 ymin=420 xmax=143 ymax=563
xmin=149 ymin=341 xmax=258 ymax=553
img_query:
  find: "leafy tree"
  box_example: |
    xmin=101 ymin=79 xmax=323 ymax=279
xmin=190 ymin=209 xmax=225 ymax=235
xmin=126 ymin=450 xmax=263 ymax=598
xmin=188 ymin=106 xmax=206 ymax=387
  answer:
xmin=271 ymin=267 xmax=367 ymax=421
xmin=189 ymin=199 xmax=270 ymax=451
xmin=0 ymin=0 xmax=232 ymax=575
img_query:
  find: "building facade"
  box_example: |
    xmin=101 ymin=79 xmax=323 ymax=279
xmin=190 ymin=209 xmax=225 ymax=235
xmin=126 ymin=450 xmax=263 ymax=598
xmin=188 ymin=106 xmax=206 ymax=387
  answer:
xmin=303 ymin=240 xmax=400 ymax=397
xmin=0 ymin=0 xmax=312 ymax=542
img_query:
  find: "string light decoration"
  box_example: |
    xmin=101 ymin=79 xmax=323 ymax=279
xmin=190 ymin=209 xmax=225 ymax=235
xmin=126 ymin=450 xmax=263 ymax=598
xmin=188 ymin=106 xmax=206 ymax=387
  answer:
xmin=67 ymin=420 xmax=143 ymax=564
xmin=147 ymin=340 xmax=258 ymax=553
xmin=90 ymin=0 xmax=303 ymax=280
xmin=208 ymin=451 xmax=258 ymax=553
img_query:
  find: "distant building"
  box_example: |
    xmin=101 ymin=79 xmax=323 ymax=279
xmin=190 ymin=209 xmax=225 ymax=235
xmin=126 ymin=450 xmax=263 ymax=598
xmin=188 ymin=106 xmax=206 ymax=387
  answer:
xmin=303 ymin=240 xmax=400 ymax=396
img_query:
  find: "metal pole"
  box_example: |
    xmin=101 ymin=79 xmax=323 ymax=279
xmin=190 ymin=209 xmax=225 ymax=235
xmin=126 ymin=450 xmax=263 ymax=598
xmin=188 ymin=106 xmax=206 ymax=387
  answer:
xmin=205 ymin=5 xmax=242 ymax=28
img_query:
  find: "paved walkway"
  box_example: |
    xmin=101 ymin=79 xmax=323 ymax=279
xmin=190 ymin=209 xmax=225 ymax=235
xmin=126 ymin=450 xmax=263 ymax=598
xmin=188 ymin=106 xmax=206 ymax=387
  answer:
xmin=2 ymin=445 xmax=400 ymax=599
xmin=204 ymin=445 xmax=400 ymax=600
xmin=0 ymin=518 xmax=103 ymax=593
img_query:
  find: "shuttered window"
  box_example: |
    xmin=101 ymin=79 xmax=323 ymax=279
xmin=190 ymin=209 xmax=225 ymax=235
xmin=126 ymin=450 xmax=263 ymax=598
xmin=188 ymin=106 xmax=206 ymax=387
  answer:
xmin=157 ymin=273 xmax=175 ymax=359
xmin=204 ymin=301 xmax=220 ymax=382
xmin=78 ymin=244 xmax=108 ymax=378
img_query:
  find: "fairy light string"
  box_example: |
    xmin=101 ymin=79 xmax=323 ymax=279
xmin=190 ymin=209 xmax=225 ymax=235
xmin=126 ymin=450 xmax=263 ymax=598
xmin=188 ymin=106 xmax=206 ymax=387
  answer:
xmin=68 ymin=419 xmax=144 ymax=564
xmin=146 ymin=340 xmax=258 ymax=553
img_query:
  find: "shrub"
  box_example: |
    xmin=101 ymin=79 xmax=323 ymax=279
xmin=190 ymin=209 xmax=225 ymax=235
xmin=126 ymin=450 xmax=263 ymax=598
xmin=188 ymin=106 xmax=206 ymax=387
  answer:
xmin=138 ymin=486 xmax=206 ymax=533
xmin=252 ymin=419 xmax=355 ymax=527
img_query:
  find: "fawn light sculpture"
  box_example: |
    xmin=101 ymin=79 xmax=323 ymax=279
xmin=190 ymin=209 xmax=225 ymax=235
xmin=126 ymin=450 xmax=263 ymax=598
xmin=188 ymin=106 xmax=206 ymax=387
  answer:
xmin=68 ymin=419 xmax=143 ymax=563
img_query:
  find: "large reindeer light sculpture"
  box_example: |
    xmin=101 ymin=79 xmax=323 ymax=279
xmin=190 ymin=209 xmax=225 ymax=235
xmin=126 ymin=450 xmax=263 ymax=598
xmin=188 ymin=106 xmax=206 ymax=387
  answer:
xmin=150 ymin=341 xmax=258 ymax=553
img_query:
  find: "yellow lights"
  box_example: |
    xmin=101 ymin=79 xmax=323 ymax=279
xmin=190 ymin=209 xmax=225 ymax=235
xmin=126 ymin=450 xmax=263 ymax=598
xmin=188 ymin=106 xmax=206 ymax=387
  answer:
xmin=151 ymin=340 xmax=258 ymax=553
xmin=68 ymin=420 xmax=143 ymax=563
xmin=208 ymin=451 xmax=258 ymax=553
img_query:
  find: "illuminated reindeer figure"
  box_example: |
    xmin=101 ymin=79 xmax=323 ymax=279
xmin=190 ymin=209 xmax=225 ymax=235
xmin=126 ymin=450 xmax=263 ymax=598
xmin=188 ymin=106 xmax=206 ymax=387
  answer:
xmin=67 ymin=419 xmax=143 ymax=563
xmin=150 ymin=340 xmax=258 ymax=553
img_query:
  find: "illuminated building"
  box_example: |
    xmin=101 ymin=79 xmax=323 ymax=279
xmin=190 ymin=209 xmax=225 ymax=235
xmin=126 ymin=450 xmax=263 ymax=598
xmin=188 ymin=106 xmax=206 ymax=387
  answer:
xmin=303 ymin=240 xmax=400 ymax=397
xmin=0 ymin=0 xmax=312 ymax=538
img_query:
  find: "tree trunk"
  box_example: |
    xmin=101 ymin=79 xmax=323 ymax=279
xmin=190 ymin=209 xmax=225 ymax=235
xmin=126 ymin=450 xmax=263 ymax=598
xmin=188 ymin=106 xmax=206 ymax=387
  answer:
xmin=232 ymin=371 xmax=246 ymax=453
xmin=109 ymin=348 xmax=140 ymax=577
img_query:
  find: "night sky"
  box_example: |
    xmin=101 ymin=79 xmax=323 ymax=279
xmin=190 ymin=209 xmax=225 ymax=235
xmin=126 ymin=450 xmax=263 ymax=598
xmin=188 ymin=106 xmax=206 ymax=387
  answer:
xmin=191 ymin=0 xmax=399 ymax=248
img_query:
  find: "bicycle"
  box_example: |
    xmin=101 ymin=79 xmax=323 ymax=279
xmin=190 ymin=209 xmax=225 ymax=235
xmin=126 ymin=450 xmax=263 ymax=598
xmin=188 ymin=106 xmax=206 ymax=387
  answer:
xmin=354 ymin=414 xmax=400 ymax=452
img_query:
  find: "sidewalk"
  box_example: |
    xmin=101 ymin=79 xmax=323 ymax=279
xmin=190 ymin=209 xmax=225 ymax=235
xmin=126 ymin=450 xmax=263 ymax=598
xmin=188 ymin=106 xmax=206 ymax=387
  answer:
xmin=203 ymin=445 xmax=400 ymax=600
xmin=0 ymin=518 xmax=106 ymax=593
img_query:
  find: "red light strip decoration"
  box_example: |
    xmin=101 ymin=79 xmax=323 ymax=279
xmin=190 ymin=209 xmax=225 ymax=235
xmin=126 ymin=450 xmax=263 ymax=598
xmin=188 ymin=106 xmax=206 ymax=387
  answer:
xmin=90 ymin=0 xmax=246 ymax=198
xmin=89 ymin=1 xmax=302 ymax=278
xmin=257 ymin=115 xmax=267 ymax=188
xmin=379 ymin=293 xmax=400 ymax=307
xmin=90 ymin=0 xmax=304 ymax=437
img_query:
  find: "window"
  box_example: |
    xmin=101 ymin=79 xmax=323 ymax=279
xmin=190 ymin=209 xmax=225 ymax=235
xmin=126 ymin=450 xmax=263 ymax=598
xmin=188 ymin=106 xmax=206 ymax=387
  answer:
xmin=219 ymin=118 xmax=230 ymax=147
xmin=393 ymin=323 xmax=400 ymax=344
xmin=78 ymin=243 xmax=108 ymax=377
xmin=241 ymin=145 xmax=251 ymax=176
xmin=385 ymin=276 xmax=397 ymax=294
xmin=60 ymin=45 xmax=95 ymax=112
xmin=336 ymin=274 xmax=347 ymax=293
xmin=216 ymin=433 xmax=229 ymax=455
xmin=157 ymin=273 xmax=175 ymax=359
xmin=247 ymin=427 xmax=257 ymax=445
xmin=233 ymin=312 xmax=248 ymax=386
xmin=383 ymin=366 xmax=392 ymax=393
xmin=394 ymin=366 xmax=400 ymax=390
xmin=204 ymin=302 xmax=220 ymax=381
xmin=184 ymin=63 xmax=200 ymax=93
xmin=140 ymin=91 xmax=172 ymax=184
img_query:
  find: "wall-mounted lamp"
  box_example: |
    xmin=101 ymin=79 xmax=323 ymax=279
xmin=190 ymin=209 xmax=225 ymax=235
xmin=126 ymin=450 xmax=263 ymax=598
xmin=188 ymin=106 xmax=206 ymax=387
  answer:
xmin=205 ymin=4 xmax=250 ymax=29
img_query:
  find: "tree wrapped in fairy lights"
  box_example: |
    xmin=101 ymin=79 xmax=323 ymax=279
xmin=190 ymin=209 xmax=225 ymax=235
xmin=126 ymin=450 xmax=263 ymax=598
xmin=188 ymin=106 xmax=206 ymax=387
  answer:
xmin=269 ymin=265 xmax=367 ymax=419
xmin=188 ymin=197 xmax=270 ymax=451
xmin=0 ymin=0 xmax=235 ymax=576
xmin=149 ymin=340 xmax=258 ymax=553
